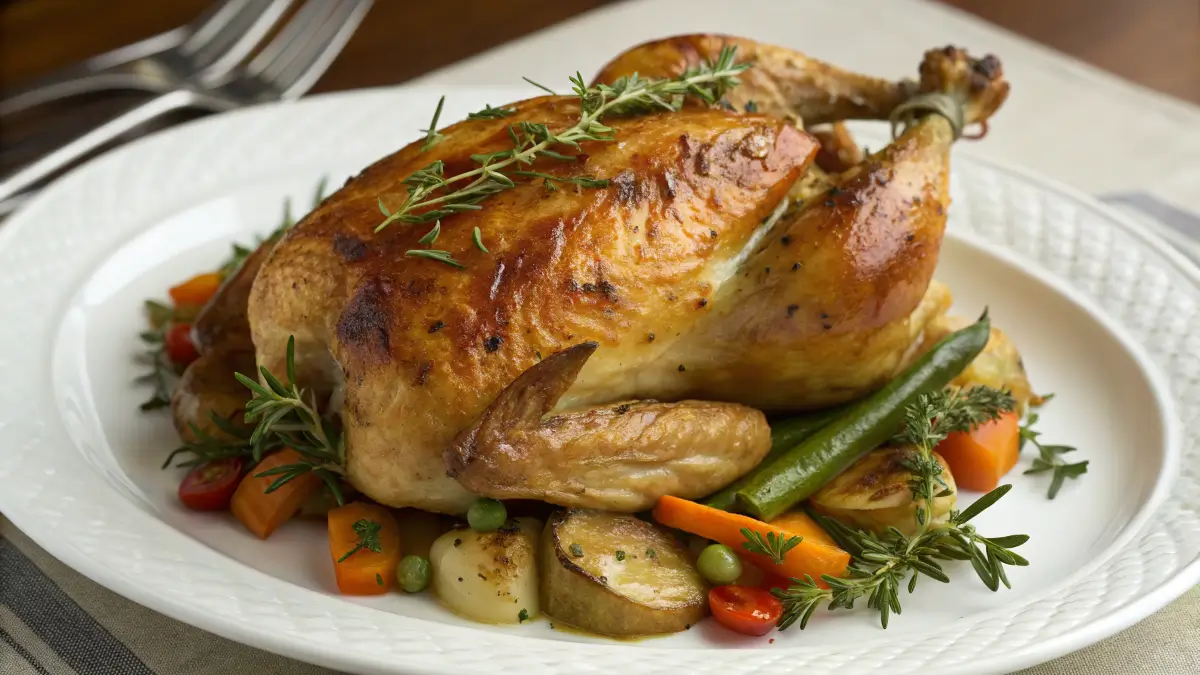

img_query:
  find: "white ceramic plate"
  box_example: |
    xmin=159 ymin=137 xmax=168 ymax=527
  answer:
xmin=0 ymin=87 xmax=1197 ymax=675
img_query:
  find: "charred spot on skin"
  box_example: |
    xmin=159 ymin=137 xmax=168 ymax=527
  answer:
xmin=710 ymin=229 xmax=718 ymax=239
xmin=332 ymin=233 xmax=370 ymax=262
xmin=823 ymin=322 xmax=834 ymax=330
xmin=484 ymin=335 xmax=504 ymax=353
xmin=663 ymin=171 xmax=678 ymax=199
xmin=696 ymin=143 xmax=713 ymax=176
xmin=612 ymin=170 xmax=637 ymax=203
xmin=614 ymin=404 xmax=632 ymax=415
xmin=336 ymin=279 xmax=392 ymax=361
xmin=696 ymin=298 xmax=708 ymax=309
xmin=820 ymin=312 xmax=830 ymax=320
xmin=906 ymin=234 xmax=916 ymax=242
xmin=416 ymin=361 xmax=433 ymax=385
xmin=780 ymin=235 xmax=792 ymax=246
xmin=428 ymin=320 xmax=445 ymax=333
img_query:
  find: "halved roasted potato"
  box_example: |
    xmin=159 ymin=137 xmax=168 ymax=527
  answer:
xmin=540 ymin=510 xmax=707 ymax=636
xmin=809 ymin=445 xmax=957 ymax=536
xmin=430 ymin=517 xmax=540 ymax=624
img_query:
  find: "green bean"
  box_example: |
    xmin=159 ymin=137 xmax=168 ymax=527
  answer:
xmin=704 ymin=405 xmax=848 ymax=511
xmin=734 ymin=313 xmax=993 ymax=521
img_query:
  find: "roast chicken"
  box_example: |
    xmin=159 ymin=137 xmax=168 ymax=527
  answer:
xmin=177 ymin=36 xmax=1017 ymax=514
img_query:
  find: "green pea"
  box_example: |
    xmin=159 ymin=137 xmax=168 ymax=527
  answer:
xmin=467 ymin=498 xmax=507 ymax=532
xmin=396 ymin=555 xmax=431 ymax=593
xmin=697 ymin=544 xmax=742 ymax=585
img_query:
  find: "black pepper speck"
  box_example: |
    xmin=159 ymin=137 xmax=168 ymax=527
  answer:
xmin=484 ymin=335 xmax=504 ymax=352
xmin=792 ymin=262 xmax=802 ymax=271
xmin=428 ymin=320 xmax=444 ymax=333
xmin=787 ymin=305 xmax=799 ymax=317
xmin=678 ymin=364 xmax=686 ymax=372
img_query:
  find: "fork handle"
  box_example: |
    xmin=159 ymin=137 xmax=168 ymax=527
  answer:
xmin=0 ymin=89 xmax=195 ymax=204
xmin=0 ymin=29 xmax=185 ymax=117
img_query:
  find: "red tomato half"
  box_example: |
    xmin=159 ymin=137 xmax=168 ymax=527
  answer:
xmin=709 ymin=585 xmax=782 ymax=636
xmin=179 ymin=458 xmax=244 ymax=511
xmin=165 ymin=322 xmax=200 ymax=367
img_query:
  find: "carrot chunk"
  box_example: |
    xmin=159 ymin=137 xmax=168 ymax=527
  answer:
xmin=230 ymin=449 xmax=321 ymax=539
xmin=327 ymin=502 xmax=401 ymax=595
xmin=935 ymin=411 xmax=1020 ymax=491
xmin=653 ymin=495 xmax=849 ymax=582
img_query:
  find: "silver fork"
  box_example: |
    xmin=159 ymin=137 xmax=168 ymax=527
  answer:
xmin=0 ymin=0 xmax=291 ymax=117
xmin=0 ymin=0 xmax=371 ymax=206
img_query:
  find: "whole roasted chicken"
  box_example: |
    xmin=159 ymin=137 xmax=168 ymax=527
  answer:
xmin=177 ymin=36 xmax=1018 ymax=515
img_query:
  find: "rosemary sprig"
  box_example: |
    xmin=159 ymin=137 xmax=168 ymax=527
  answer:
xmin=160 ymin=414 xmax=275 ymax=469
xmin=893 ymin=386 xmax=1015 ymax=526
xmin=472 ymin=226 xmax=488 ymax=253
xmin=135 ymin=300 xmax=189 ymax=410
xmin=375 ymin=46 xmax=748 ymax=233
xmin=1021 ymin=410 xmax=1087 ymax=499
xmin=773 ymin=486 xmax=1029 ymax=630
xmin=338 ymin=519 xmax=383 ymax=562
xmin=234 ymin=335 xmax=347 ymax=504
xmin=740 ymin=528 xmax=801 ymax=564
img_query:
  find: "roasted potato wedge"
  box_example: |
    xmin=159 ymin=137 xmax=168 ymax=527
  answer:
xmin=810 ymin=445 xmax=956 ymax=536
xmin=540 ymin=510 xmax=707 ymax=636
xmin=430 ymin=517 xmax=540 ymax=624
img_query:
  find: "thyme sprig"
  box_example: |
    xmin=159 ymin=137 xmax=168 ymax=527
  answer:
xmin=773 ymin=486 xmax=1029 ymax=630
xmin=1021 ymin=409 xmax=1088 ymax=499
xmin=375 ymin=46 xmax=748 ymax=233
xmin=893 ymin=386 xmax=1015 ymax=526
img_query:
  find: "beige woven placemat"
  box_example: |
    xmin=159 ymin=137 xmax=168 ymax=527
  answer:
xmin=2 ymin=515 xmax=1196 ymax=674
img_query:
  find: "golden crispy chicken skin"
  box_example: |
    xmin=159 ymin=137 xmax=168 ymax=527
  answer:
xmin=229 ymin=37 xmax=1010 ymax=513
xmin=249 ymin=98 xmax=817 ymax=512
xmin=448 ymin=343 xmax=771 ymax=511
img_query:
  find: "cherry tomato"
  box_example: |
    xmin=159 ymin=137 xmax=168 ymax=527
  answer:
xmin=165 ymin=322 xmax=200 ymax=366
xmin=169 ymin=272 xmax=222 ymax=308
xmin=178 ymin=458 xmax=245 ymax=511
xmin=708 ymin=585 xmax=782 ymax=636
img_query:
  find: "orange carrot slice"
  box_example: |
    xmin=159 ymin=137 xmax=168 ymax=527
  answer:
xmin=169 ymin=272 xmax=222 ymax=308
xmin=653 ymin=495 xmax=849 ymax=581
xmin=328 ymin=502 xmax=401 ymax=595
xmin=935 ymin=412 xmax=1020 ymax=491
xmin=231 ymin=448 xmax=321 ymax=539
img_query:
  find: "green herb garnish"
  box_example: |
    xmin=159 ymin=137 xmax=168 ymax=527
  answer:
xmin=338 ymin=519 xmax=383 ymax=563
xmin=375 ymin=47 xmax=747 ymax=235
xmin=1021 ymin=410 xmax=1087 ymax=499
xmin=740 ymin=529 xmax=801 ymax=565
xmin=773 ymin=486 xmax=1029 ymax=630
xmin=569 ymin=543 xmax=584 ymax=557
xmin=518 ymin=608 xmax=530 ymax=622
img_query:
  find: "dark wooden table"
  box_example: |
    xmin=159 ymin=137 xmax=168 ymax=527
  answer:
xmin=1 ymin=0 xmax=1197 ymax=103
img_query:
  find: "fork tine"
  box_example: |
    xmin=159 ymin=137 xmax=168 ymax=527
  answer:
xmin=253 ymin=0 xmax=372 ymax=99
xmin=245 ymin=0 xmax=337 ymax=80
xmin=186 ymin=0 xmax=292 ymax=79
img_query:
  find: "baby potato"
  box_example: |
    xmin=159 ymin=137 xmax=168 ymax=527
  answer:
xmin=810 ymin=445 xmax=956 ymax=536
xmin=429 ymin=517 xmax=540 ymax=624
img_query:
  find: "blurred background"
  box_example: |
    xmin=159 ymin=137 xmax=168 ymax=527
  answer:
xmin=0 ymin=0 xmax=1195 ymax=193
